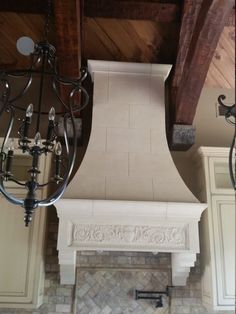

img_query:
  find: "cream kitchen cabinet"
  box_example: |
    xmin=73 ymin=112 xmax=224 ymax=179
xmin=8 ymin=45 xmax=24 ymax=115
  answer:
xmin=0 ymin=142 xmax=50 ymax=309
xmin=197 ymin=147 xmax=235 ymax=312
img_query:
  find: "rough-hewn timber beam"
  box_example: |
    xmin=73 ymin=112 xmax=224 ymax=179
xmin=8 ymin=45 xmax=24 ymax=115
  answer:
xmin=175 ymin=0 xmax=234 ymax=124
xmin=171 ymin=0 xmax=203 ymax=97
xmin=54 ymin=0 xmax=82 ymax=129
xmin=84 ymin=0 xmax=180 ymax=23
xmin=169 ymin=0 xmax=234 ymax=150
xmin=0 ymin=0 xmax=46 ymax=14
xmin=0 ymin=0 xmax=180 ymax=23
xmin=225 ymin=7 xmax=235 ymax=26
xmin=54 ymin=0 xmax=81 ymax=78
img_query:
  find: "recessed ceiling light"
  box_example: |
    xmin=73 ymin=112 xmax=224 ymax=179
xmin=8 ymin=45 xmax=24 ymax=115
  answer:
xmin=16 ymin=36 xmax=35 ymax=56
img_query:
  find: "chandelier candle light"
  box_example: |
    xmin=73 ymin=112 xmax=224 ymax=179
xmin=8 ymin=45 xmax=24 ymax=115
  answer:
xmin=0 ymin=4 xmax=89 ymax=226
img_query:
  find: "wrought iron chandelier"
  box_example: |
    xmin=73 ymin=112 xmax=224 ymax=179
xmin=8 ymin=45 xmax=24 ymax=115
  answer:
xmin=0 ymin=2 xmax=89 ymax=226
xmin=217 ymin=95 xmax=235 ymax=190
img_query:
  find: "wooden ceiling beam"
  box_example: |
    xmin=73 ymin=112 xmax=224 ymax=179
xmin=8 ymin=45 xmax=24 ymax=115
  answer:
xmin=0 ymin=0 xmax=46 ymax=14
xmin=54 ymin=0 xmax=82 ymax=123
xmin=171 ymin=0 xmax=234 ymax=123
xmin=84 ymin=0 xmax=180 ymax=23
xmin=0 ymin=0 xmax=180 ymax=23
xmin=54 ymin=0 xmax=82 ymax=78
xmin=225 ymin=7 xmax=235 ymax=26
xmin=171 ymin=0 xmax=203 ymax=94
xmin=173 ymin=0 xmax=234 ymax=124
xmin=169 ymin=0 xmax=234 ymax=150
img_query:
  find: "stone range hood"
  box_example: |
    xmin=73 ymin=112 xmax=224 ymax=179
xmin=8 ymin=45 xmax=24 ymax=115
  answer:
xmin=55 ymin=61 xmax=206 ymax=286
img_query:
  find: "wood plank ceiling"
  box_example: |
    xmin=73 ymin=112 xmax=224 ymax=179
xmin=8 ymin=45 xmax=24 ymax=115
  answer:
xmin=0 ymin=0 xmax=235 ymax=149
xmin=83 ymin=18 xmax=179 ymax=64
xmin=0 ymin=14 xmax=180 ymax=66
xmin=0 ymin=1 xmax=234 ymax=87
xmin=171 ymin=0 xmax=234 ymax=124
xmin=0 ymin=13 xmax=45 ymax=68
xmin=205 ymin=23 xmax=235 ymax=88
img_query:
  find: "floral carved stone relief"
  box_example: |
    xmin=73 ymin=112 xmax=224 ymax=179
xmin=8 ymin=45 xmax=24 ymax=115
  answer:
xmin=71 ymin=224 xmax=187 ymax=249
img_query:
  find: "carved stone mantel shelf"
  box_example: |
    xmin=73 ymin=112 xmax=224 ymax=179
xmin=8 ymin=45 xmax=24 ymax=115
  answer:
xmin=56 ymin=199 xmax=206 ymax=286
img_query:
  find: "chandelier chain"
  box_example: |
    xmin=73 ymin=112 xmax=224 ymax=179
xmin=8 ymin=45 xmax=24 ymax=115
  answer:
xmin=43 ymin=0 xmax=52 ymax=42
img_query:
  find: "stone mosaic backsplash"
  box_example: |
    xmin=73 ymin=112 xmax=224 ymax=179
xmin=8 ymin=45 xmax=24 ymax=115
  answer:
xmin=77 ymin=251 xmax=172 ymax=269
xmin=75 ymin=251 xmax=172 ymax=313
xmin=76 ymin=269 xmax=170 ymax=314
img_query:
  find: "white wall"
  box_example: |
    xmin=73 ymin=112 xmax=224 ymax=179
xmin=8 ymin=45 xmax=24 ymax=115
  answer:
xmin=194 ymin=87 xmax=235 ymax=147
xmin=171 ymin=87 xmax=235 ymax=196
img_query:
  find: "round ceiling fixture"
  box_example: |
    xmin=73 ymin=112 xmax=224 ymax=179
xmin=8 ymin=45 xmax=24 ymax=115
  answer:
xmin=16 ymin=36 xmax=35 ymax=56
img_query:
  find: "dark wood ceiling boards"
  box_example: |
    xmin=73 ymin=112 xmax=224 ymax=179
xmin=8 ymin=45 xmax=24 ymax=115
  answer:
xmin=205 ymin=6 xmax=235 ymax=88
xmin=0 ymin=6 xmax=180 ymax=68
xmin=0 ymin=12 xmax=44 ymax=69
xmin=0 ymin=9 xmax=56 ymax=70
xmin=84 ymin=0 xmax=180 ymax=23
xmin=0 ymin=0 xmax=46 ymax=14
xmin=0 ymin=0 xmax=235 ymax=147
xmin=205 ymin=25 xmax=235 ymax=88
xmin=83 ymin=18 xmax=179 ymax=64
xmin=0 ymin=0 xmax=234 ymax=78
xmin=83 ymin=0 xmax=180 ymax=64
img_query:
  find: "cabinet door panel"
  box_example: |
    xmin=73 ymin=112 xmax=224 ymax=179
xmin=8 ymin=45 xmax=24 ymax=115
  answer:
xmin=212 ymin=196 xmax=235 ymax=306
xmin=0 ymin=142 xmax=48 ymax=308
xmin=0 ymin=196 xmax=30 ymax=295
xmin=0 ymin=194 xmax=37 ymax=303
xmin=209 ymin=157 xmax=234 ymax=194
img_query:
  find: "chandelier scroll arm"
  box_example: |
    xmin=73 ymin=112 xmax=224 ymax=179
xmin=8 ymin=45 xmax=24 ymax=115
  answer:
xmin=8 ymin=178 xmax=27 ymax=187
xmin=218 ymin=94 xmax=236 ymax=124
xmin=217 ymin=94 xmax=228 ymax=108
xmin=47 ymin=56 xmax=57 ymax=74
xmin=69 ymin=85 xmax=89 ymax=114
xmin=38 ymin=180 xmax=59 ymax=188
xmin=51 ymin=78 xmax=69 ymax=110
xmin=76 ymin=67 xmax=88 ymax=84
xmin=9 ymin=73 xmax=33 ymax=105
xmin=53 ymin=74 xmax=84 ymax=87
xmin=2 ymin=68 xmax=34 ymax=106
